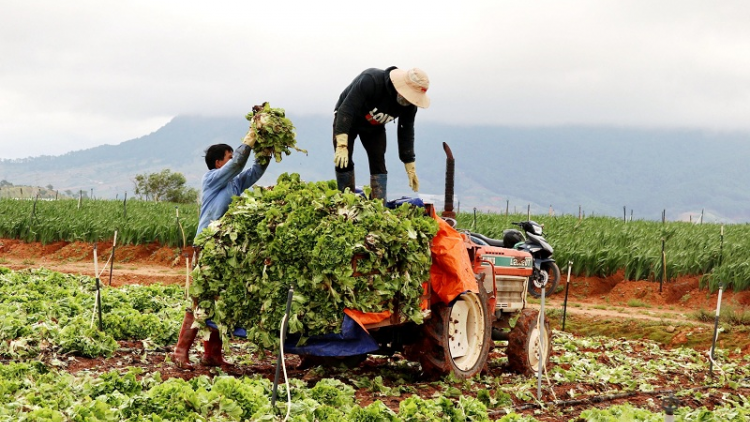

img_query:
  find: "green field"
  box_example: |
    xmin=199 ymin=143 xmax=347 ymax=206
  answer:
xmin=1 ymin=267 xmax=749 ymax=421
xmin=2 ymin=197 xmax=749 ymax=291
xmin=0 ymin=198 xmax=198 ymax=247
xmin=457 ymin=211 xmax=748 ymax=292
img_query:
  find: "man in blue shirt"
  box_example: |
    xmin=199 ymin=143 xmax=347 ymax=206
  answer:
xmin=170 ymin=127 xmax=268 ymax=369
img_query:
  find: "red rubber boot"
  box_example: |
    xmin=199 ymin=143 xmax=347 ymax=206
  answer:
xmin=201 ymin=328 xmax=230 ymax=367
xmin=170 ymin=310 xmax=199 ymax=369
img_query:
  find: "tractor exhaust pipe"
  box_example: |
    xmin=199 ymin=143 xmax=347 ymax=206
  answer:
xmin=442 ymin=142 xmax=456 ymax=219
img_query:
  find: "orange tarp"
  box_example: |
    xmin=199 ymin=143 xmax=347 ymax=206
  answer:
xmin=345 ymin=209 xmax=477 ymax=330
xmin=428 ymin=210 xmax=478 ymax=304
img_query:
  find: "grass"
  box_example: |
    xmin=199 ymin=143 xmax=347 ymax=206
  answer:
xmin=691 ymin=305 xmax=750 ymax=326
xmin=554 ymin=315 xmax=713 ymax=348
xmin=626 ymin=298 xmax=650 ymax=308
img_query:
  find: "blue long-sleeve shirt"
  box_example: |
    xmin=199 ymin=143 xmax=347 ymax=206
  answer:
xmin=195 ymin=144 xmax=268 ymax=241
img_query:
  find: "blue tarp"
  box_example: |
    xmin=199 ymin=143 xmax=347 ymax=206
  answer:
xmin=386 ymin=196 xmax=425 ymax=209
xmin=206 ymin=315 xmax=380 ymax=357
xmin=206 ymin=320 xmax=247 ymax=338
xmin=283 ymin=314 xmax=380 ymax=357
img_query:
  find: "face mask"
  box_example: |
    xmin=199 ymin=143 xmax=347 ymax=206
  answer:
xmin=396 ymin=94 xmax=411 ymax=107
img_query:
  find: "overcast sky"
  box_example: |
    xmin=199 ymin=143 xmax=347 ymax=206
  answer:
xmin=2 ymin=1 xmax=749 ymax=159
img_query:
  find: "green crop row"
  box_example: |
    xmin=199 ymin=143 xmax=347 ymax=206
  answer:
xmin=457 ymin=212 xmax=749 ymax=292
xmin=2 ymin=197 xmax=749 ymax=291
xmin=2 ymin=267 xmax=750 ymax=421
xmin=0 ymin=198 xmax=198 ymax=247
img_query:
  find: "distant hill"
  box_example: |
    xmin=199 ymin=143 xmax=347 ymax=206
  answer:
xmin=0 ymin=184 xmax=65 ymax=200
xmin=2 ymin=115 xmax=750 ymax=222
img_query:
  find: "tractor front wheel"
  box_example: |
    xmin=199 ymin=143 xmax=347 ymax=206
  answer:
xmin=406 ymin=291 xmax=491 ymax=379
xmin=507 ymin=308 xmax=552 ymax=376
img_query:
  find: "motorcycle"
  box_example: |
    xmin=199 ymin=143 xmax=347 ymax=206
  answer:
xmin=470 ymin=220 xmax=560 ymax=298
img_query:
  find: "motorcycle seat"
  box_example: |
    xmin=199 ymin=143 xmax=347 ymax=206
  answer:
xmin=469 ymin=232 xmax=506 ymax=247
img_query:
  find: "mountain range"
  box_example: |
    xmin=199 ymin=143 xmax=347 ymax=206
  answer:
xmin=2 ymin=114 xmax=750 ymax=223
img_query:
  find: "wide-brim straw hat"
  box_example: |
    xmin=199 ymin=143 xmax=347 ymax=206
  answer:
xmin=390 ymin=68 xmax=430 ymax=108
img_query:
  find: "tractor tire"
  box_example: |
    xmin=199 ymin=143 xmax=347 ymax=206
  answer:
xmin=405 ymin=291 xmax=491 ymax=379
xmin=528 ymin=262 xmax=561 ymax=298
xmin=507 ymin=308 xmax=552 ymax=376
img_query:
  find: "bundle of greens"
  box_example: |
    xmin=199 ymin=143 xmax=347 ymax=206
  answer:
xmin=191 ymin=173 xmax=438 ymax=349
xmin=246 ymin=102 xmax=307 ymax=165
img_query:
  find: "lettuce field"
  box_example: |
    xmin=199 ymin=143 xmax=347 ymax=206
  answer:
xmin=1 ymin=267 xmax=749 ymax=421
xmin=2 ymin=196 xmax=750 ymax=420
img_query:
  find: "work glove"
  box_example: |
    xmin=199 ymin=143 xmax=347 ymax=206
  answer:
xmin=333 ymin=133 xmax=349 ymax=168
xmin=242 ymin=128 xmax=257 ymax=147
xmin=404 ymin=162 xmax=419 ymax=192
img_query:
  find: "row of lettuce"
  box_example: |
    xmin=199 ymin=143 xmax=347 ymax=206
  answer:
xmin=0 ymin=267 xmax=750 ymax=422
xmin=1 ymin=194 xmax=749 ymax=290
xmin=3 ymin=361 xmax=749 ymax=421
xmin=2 ymin=267 xmax=750 ymax=420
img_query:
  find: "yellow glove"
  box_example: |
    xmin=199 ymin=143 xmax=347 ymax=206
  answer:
xmin=333 ymin=134 xmax=349 ymax=168
xmin=404 ymin=162 xmax=419 ymax=192
xmin=242 ymin=128 xmax=257 ymax=147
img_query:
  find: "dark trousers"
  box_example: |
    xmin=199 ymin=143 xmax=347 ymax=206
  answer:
xmin=333 ymin=127 xmax=388 ymax=175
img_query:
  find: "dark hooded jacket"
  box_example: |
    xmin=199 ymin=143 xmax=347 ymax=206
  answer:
xmin=333 ymin=66 xmax=418 ymax=164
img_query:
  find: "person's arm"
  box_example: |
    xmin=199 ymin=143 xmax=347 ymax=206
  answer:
xmin=397 ymin=106 xmax=418 ymax=163
xmin=233 ymin=157 xmax=269 ymax=194
xmin=202 ymin=144 xmax=252 ymax=190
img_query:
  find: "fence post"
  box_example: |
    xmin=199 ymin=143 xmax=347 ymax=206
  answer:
xmin=660 ymin=238 xmax=666 ymax=292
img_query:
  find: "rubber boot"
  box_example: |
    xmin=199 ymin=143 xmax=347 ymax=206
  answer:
xmin=336 ymin=170 xmax=355 ymax=193
xmin=201 ymin=328 xmax=230 ymax=367
xmin=370 ymin=174 xmax=387 ymax=201
xmin=170 ymin=310 xmax=199 ymax=369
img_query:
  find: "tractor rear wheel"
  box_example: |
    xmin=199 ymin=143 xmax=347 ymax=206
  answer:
xmin=507 ymin=308 xmax=552 ymax=376
xmin=406 ymin=291 xmax=491 ymax=379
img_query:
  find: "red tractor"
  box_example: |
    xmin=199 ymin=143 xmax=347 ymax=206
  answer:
xmin=293 ymin=144 xmax=553 ymax=379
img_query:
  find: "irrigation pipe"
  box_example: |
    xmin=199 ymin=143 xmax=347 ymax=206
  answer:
xmin=175 ymin=207 xmax=187 ymax=251
xmin=561 ymin=261 xmax=573 ymax=331
xmin=488 ymin=384 xmax=722 ymax=417
xmin=184 ymin=252 xmax=191 ymax=301
xmin=92 ymin=243 xmax=103 ymax=331
xmin=709 ymin=283 xmax=725 ymax=379
xmin=107 ymin=231 xmax=117 ymax=286
xmin=710 ymin=225 xmax=726 ymax=379
xmin=175 ymin=207 xmax=191 ymax=300
xmin=536 ymin=287 xmax=557 ymax=403
xmin=272 ymin=287 xmax=294 ymax=420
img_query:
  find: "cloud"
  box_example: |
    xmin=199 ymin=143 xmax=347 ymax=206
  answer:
xmin=2 ymin=1 xmax=750 ymax=159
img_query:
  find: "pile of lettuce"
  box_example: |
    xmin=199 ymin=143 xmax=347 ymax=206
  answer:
xmin=246 ymin=102 xmax=306 ymax=165
xmin=191 ymin=173 xmax=438 ymax=349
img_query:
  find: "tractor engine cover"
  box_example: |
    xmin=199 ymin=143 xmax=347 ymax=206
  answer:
xmin=476 ymin=246 xmax=533 ymax=312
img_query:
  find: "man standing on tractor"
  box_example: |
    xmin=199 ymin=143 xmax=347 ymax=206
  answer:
xmin=170 ymin=126 xmax=269 ymax=369
xmin=332 ymin=66 xmax=430 ymax=201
